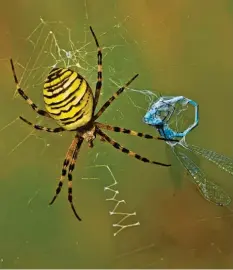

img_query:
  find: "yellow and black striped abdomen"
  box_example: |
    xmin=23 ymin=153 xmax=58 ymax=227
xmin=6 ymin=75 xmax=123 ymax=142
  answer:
xmin=43 ymin=68 xmax=94 ymax=130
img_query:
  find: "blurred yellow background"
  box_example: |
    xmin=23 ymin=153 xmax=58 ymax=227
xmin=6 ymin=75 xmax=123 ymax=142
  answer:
xmin=0 ymin=0 xmax=233 ymax=268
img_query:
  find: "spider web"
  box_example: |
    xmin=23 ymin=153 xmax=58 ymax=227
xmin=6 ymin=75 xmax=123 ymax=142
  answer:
xmin=2 ymin=4 xmax=233 ymax=268
xmin=1 ymin=17 xmax=141 ymax=238
xmin=113 ymin=86 xmax=233 ymax=267
xmin=2 ymin=19 xmax=227 ymax=264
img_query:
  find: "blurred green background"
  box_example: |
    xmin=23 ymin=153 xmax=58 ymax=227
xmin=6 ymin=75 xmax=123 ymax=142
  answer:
xmin=1 ymin=0 xmax=233 ymax=268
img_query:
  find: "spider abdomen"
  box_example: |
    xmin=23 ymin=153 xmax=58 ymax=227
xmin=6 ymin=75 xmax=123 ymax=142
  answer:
xmin=43 ymin=68 xmax=94 ymax=130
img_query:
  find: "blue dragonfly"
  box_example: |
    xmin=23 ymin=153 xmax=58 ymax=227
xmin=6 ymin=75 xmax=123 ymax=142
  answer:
xmin=143 ymin=96 xmax=232 ymax=206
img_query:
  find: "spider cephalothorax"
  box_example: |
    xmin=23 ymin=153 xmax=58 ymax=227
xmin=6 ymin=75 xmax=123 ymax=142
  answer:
xmin=10 ymin=26 xmax=177 ymax=221
xmin=79 ymin=124 xmax=96 ymax=148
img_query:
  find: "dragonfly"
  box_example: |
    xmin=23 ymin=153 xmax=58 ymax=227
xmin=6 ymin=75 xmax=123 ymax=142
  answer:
xmin=143 ymin=96 xmax=232 ymax=206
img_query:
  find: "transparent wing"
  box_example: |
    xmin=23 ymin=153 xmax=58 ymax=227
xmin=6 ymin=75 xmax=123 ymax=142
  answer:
xmin=190 ymin=145 xmax=233 ymax=176
xmin=173 ymin=146 xmax=231 ymax=206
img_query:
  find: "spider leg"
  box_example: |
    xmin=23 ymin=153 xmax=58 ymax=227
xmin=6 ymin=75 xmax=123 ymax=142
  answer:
xmin=49 ymin=137 xmax=78 ymax=206
xmin=49 ymin=136 xmax=83 ymax=220
xmin=90 ymin=27 xmax=102 ymax=112
xmin=10 ymin=59 xmax=51 ymax=118
xmin=95 ymin=122 xmax=179 ymax=142
xmin=93 ymin=74 xmax=139 ymax=121
xmin=67 ymin=138 xmax=84 ymax=221
xmin=96 ymin=128 xmax=171 ymax=167
xmin=19 ymin=116 xmax=65 ymax=133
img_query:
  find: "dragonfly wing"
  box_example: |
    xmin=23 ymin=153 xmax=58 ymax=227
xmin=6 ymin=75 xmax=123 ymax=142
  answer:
xmin=173 ymin=146 xmax=231 ymax=206
xmin=190 ymin=145 xmax=233 ymax=176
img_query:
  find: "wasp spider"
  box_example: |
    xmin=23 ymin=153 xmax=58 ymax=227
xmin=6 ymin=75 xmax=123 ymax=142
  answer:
xmin=10 ymin=27 xmax=176 ymax=221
